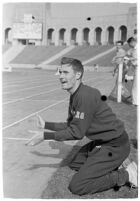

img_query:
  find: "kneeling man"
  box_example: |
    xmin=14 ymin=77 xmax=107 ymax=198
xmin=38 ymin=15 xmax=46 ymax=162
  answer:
xmin=28 ymin=57 xmax=137 ymax=195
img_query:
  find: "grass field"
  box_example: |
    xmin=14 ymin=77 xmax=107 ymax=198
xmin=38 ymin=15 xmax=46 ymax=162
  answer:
xmin=2 ymin=68 xmax=138 ymax=198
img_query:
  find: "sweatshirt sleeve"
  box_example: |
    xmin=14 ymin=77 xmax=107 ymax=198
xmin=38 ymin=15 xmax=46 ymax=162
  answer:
xmin=44 ymin=122 xmax=67 ymax=131
xmin=44 ymin=89 xmax=100 ymax=141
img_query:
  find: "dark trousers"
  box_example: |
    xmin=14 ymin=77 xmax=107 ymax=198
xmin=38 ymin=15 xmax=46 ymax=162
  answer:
xmin=68 ymin=139 xmax=130 ymax=195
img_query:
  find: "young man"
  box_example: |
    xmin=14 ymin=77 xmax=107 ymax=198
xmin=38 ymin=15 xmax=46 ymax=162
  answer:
xmin=126 ymin=37 xmax=137 ymax=106
xmin=28 ymin=57 xmax=137 ymax=195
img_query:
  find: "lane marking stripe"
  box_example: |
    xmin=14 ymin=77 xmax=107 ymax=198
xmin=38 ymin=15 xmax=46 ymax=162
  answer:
xmin=3 ymin=87 xmax=61 ymax=105
xmin=3 ymin=75 xmax=56 ymax=85
xmin=3 ymin=81 xmax=58 ymax=95
xmin=3 ymin=76 xmax=101 ymax=105
xmin=2 ymin=78 xmax=58 ymax=89
xmin=3 ymin=137 xmax=29 ymax=141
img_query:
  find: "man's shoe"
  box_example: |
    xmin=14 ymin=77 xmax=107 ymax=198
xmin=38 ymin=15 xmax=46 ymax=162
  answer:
xmin=126 ymin=161 xmax=138 ymax=188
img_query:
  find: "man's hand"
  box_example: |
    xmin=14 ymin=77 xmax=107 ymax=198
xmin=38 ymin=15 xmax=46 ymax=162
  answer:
xmin=25 ymin=130 xmax=44 ymax=146
xmin=36 ymin=114 xmax=45 ymax=129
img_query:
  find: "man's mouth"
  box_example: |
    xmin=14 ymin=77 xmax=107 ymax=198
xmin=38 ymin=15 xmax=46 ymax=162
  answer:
xmin=61 ymin=80 xmax=67 ymax=84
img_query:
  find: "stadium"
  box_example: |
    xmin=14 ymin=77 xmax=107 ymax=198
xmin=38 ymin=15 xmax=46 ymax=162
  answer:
xmin=2 ymin=2 xmax=137 ymax=199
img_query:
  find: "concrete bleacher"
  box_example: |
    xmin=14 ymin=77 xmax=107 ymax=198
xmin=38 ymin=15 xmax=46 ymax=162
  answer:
xmin=10 ymin=45 xmax=66 ymax=65
xmin=3 ymin=43 xmax=129 ymax=70
xmin=87 ymin=43 xmax=130 ymax=67
xmin=50 ymin=45 xmax=114 ymax=65
xmin=87 ymin=50 xmax=116 ymax=67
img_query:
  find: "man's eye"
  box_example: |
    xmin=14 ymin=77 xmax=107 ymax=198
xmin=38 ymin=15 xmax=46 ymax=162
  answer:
xmin=64 ymin=71 xmax=69 ymax=74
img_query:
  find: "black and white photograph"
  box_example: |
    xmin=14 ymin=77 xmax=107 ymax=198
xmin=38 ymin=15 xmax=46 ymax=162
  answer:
xmin=2 ymin=0 xmax=138 ymax=199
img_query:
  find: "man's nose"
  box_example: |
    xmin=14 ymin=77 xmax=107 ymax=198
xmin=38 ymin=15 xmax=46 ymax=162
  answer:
xmin=59 ymin=72 xmax=64 ymax=79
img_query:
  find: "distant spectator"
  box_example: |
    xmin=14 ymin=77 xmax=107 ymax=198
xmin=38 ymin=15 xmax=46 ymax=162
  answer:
xmin=93 ymin=64 xmax=99 ymax=72
xmin=133 ymin=29 xmax=137 ymax=41
xmin=112 ymin=40 xmax=126 ymax=76
xmin=110 ymin=41 xmax=128 ymax=99
xmin=127 ymin=37 xmax=137 ymax=105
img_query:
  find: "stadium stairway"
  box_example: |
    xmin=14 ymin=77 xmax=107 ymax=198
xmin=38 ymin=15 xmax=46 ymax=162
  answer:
xmin=82 ymin=46 xmax=116 ymax=65
xmin=6 ymin=44 xmax=129 ymax=71
xmin=3 ymin=45 xmax=25 ymax=71
xmin=86 ymin=43 xmax=130 ymax=67
xmin=37 ymin=45 xmax=75 ymax=68
xmin=49 ymin=45 xmax=114 ymax=66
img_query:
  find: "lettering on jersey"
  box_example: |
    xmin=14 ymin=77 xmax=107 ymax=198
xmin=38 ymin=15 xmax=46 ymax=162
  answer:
xmin=75 ymin=111 xmax=80 ymax=119
xmin=75 ymin=111 xmax=85 ymax=119
xmin=80 ymin=112 xmax=85 ymax=119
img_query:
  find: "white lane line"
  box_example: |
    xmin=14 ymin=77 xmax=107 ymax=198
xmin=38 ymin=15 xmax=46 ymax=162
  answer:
xmin=3 ymin=77 xmax=96 ymax=105
xmin=3 ymin=137 xmax=55 ymax=142
xmin=3 ymin=78 xmax=57 ymax=89
xmin=2 ymin=98 xmax=68 ymax=130
xmin=3 ymin=75 xmax=56 ymax=85
xmin=3 ymin=137 xmax=29 ymax=141
xmin=3 ymin=81 xmax=58 ymax=95
xmin=3 ymin=75 xmax=96 ymax=94
xmin=3 ymin=87 xmax=61 ymax=105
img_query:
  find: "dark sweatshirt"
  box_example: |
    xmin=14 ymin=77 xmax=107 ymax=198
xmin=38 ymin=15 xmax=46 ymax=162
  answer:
xmin=44 ymin=83 xmax=128 ymax=145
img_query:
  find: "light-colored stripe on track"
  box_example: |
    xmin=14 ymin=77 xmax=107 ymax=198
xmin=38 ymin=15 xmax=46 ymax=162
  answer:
xmin=3 ymin=137 xmax=30 ymax=141
xmin=3 ymin=77 xmax=96 ymax=105
xmin=3 ymin=78 xmax=58 ymax=89
xmin=3 ymin=74 xmax=56 ymax=85
xmin=3 ymin=82 xmax=58 ymax=95
xmin=3 ymin=87 xmax=61 ymax=105
xmin=3 ymin=137 xmax=55 ymax=142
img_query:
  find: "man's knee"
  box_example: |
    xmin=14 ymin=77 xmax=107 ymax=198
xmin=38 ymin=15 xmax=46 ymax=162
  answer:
xmin=68 ymin=174 xmax=89 ymax=195
xmin=68 ymin=180 xmax=82 ymax=195
xmin=68 ymin=175 xmax=84 ymax=195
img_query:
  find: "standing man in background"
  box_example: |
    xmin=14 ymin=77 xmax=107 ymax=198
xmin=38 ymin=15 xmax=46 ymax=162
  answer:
xmin=110 ymin=41 xmax=126 ymax=98
xmin=112 ymin=40 xmax=126 ymax=76
xmin=127 ymin=37 xmax=137 ymax=106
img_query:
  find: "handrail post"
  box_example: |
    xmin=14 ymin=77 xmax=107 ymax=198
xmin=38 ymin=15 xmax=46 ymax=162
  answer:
xmin=117 ymin=63 xmax=123 ymax=103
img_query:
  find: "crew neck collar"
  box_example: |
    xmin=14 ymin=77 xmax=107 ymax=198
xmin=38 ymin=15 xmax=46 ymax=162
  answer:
xmin=71 ymin=82 xmax=83 ymax=98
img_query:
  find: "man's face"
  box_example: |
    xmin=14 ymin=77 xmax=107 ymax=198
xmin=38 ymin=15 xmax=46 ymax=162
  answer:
xmin=116 ymin=43 xmax=123 ymax=51
xmin=59 ymin=64 xmax=79 ymax=91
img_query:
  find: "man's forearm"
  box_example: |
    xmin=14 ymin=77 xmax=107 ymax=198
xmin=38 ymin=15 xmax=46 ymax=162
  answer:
xmin=44 ymin=122 xmax=67 ymax=131
xmin=44 ymin=131 xmax=55 ymax=140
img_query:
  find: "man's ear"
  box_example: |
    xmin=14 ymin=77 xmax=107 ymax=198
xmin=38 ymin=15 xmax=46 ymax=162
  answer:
xmin=76 ymin=72 xmax=82 ymax=80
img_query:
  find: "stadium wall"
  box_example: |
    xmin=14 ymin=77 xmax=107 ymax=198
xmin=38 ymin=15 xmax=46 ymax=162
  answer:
xmin=2 ymin=3 xmax=137 ymax=46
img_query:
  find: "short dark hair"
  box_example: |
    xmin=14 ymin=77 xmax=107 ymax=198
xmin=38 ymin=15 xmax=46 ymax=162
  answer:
xmin=116 ymin=40 xmax=124 ymax=45
xmin=127 ymin=37 xmax=136 ymax=44
xmin=61 ymin=57 xmax=84 ymax=78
